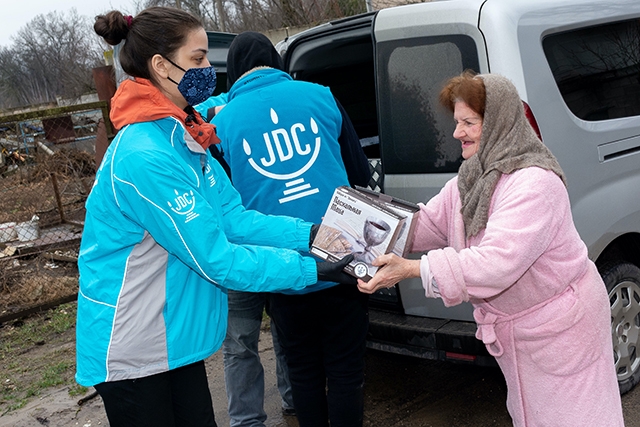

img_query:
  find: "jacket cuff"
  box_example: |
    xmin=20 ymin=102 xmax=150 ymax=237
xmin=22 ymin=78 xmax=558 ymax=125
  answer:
xmin=420 ymin=254 xmax=441 ymax=299
xmin=298 ymin=221 xmax=313 ymax=251
xmin=302 ymin=256 xmax=318 ymax=286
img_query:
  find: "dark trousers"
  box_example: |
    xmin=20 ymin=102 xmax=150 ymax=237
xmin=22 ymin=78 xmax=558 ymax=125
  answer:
xmin=94 ymin=360 xmax=217 ymax=427
xmin=269 ymin=284 xmax=369 ymax=427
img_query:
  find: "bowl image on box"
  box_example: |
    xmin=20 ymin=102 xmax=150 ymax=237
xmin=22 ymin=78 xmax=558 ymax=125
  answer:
xmin=355 ymin=216 xmax=391 ymax=264
xmin=355 ymin=186 xmax=420 ymax=258
xmin=0 ymin=222 xmax=17 ymax=242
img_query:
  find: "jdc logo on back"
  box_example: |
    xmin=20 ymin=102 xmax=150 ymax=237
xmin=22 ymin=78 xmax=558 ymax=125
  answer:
xmin=242 ymin=108 xmax=321 ymax=204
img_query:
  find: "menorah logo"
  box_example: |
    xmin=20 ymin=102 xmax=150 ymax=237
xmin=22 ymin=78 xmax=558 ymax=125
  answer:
xmin=168 ymin=189 xmax=199 ymax=223
xmin=243 ymin=108 xmax=322 ymax=204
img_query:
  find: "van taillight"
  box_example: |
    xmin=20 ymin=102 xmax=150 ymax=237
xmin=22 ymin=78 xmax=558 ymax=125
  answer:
xmin=522 ymin=101 xmax=542 ymax=141
xmin=445 ymin=351 xmax=476 ymax=362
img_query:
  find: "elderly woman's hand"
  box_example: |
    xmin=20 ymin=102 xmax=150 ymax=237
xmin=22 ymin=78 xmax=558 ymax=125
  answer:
xmin=357 ymin=253 xmax=421 ymax=294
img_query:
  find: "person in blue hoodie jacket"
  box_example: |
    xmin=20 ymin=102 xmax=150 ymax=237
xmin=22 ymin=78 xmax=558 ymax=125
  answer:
xmin=210 ymin=31 xmax=371 ymax=427
xmin=81 ymin=9 xmax=355 ymax=427
xmin=199 ymin=93 xmax=300 ymax=424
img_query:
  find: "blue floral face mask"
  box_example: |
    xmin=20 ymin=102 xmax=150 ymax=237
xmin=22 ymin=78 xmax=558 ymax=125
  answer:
xmin=165 ymin=57 xmax=217 ymax=106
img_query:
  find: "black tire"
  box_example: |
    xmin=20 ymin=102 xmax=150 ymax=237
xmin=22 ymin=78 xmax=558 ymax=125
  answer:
xmin=600 ymin=261 xmax=640 ymax=394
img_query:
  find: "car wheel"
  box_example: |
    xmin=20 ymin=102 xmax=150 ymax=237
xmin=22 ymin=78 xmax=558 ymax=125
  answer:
xmin=601 ymin=261 xmax=640 ymax=394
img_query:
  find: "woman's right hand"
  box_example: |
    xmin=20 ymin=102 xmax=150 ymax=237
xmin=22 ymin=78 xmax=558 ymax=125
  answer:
xmin=357 ymin=253 xmax=420 ymax=294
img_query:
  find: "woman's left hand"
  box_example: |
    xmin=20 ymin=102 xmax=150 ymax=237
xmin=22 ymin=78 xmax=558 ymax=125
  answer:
xmin=357 ymin=253 xmax=420 ymax=294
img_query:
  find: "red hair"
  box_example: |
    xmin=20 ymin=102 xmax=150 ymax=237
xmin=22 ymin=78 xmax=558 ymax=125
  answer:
xmin=439 ymin=70 xmax=486 ymax=118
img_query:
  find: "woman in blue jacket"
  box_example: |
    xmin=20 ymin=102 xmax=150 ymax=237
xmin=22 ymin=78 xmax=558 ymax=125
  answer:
xmin=80 ymin=8 xmax=353 ymax=427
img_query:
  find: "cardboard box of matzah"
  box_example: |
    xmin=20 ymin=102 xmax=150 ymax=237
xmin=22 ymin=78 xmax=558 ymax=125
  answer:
xmin=311 ymin=186 xmax=406 ymax=281
xmin=355 ymin=186 xmax=420 ymax=257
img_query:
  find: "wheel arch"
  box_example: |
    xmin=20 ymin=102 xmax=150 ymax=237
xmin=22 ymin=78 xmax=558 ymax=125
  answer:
xmin=595 ymin=232 xmax=640 ymax=271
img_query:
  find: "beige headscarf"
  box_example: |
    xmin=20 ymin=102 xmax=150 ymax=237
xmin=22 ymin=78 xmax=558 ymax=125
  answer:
xmin=457 ymin=74 xmax=566 ymax=238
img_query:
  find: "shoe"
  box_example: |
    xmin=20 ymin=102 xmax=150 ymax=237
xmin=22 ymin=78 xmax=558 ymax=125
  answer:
xmin=282 ymin=407 xmax=296 ymax=416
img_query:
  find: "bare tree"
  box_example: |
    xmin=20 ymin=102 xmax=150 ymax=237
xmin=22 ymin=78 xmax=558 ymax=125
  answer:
xmin=0 ymin=9 xmax=102 ymax=109
xmin=0 ymin=46 xmax=37 ymax=107
xmin=143 ymin=0 xmax=365 ymax=34
xmin=0 ymin=0 xmax=368 ymax=110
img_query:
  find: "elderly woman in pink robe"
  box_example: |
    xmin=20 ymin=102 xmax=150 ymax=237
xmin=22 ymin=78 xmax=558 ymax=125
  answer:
xmin=358 ymin=71 xmax=624 ymax=426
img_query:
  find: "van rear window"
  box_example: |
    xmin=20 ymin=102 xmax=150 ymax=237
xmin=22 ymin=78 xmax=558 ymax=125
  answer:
xmin=377 ymin=35 xmax=479 ymax=174
xmin=543 ymin=19 xmax=640 ymax=121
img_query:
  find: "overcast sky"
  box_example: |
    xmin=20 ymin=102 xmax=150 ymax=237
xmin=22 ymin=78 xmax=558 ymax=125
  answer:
xmin=0 ymin=0 xmax=139 ymax=47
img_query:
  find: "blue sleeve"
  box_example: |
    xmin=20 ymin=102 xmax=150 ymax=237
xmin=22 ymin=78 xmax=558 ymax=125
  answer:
xmin=194 ymin=92 xmax=229 ymax=121
xmin=208 ymin=158 xmax=313 ymax=251
xmin=112 ymin=149 xmax=317 ymax=292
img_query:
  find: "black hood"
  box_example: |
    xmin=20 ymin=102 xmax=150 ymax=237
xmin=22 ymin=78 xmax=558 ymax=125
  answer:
xmin=226 ymin=31 xmax=285 ymax=88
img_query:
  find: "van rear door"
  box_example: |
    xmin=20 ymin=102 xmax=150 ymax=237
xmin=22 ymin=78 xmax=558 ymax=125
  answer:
xmin=372 ymin=1 xmax=487 ymax=320
xmin=278 ymin=3 xmax=495 ymax=363
xmin=281 ymin=13 xmax=379 ymax=162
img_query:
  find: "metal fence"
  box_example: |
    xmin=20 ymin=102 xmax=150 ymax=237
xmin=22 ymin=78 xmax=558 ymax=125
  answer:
xmin=0 ymin=102 xmax=383 ymax=322
xmin=0 ymin=101 xmax=112 ymax=321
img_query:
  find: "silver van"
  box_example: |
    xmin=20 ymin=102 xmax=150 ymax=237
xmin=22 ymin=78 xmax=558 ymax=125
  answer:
xmin=276 ymin=0 xmax=640 ymax=393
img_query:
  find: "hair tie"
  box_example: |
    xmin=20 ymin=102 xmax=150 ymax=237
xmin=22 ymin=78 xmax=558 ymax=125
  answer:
xmin=124 ymin=15 xmax=133 ymax=28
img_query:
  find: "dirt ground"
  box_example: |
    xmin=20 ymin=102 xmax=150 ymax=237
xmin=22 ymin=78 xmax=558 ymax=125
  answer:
xmin=0 ymin=307 xmax=296 ymax=427
xmin=2 ymin=303 xmax=640 ymax=427
xmin=0 ymin=300 xmax=504 ymax=427
xmin=0 ymin=253 xmax=79 ymax=318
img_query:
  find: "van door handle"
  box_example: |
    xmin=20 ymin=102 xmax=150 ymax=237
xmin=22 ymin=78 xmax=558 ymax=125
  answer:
xmin=597 ymin=136 xmax=640 ymax=162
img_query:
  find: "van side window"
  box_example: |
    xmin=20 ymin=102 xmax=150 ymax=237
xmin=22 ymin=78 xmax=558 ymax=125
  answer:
xmin=376 ymin=35 xmax=479 ymax=174
xmin=543 ymin=19 xmax=640 ymax=121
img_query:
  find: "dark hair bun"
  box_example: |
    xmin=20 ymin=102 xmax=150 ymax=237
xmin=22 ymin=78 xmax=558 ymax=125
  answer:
xmin=94 ymin=11 xmax=130 ymax=46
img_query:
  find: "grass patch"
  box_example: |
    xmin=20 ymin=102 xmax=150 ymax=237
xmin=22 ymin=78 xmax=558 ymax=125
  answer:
xmin=0 ymin=302 xmax=81 ymax=414
xmin=69 ymin=383 xmax=88 ymax=397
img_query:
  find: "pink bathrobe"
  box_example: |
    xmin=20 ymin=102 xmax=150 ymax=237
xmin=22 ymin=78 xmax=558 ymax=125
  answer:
xmin=413 ymin=166 xmax=624 ymax=426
